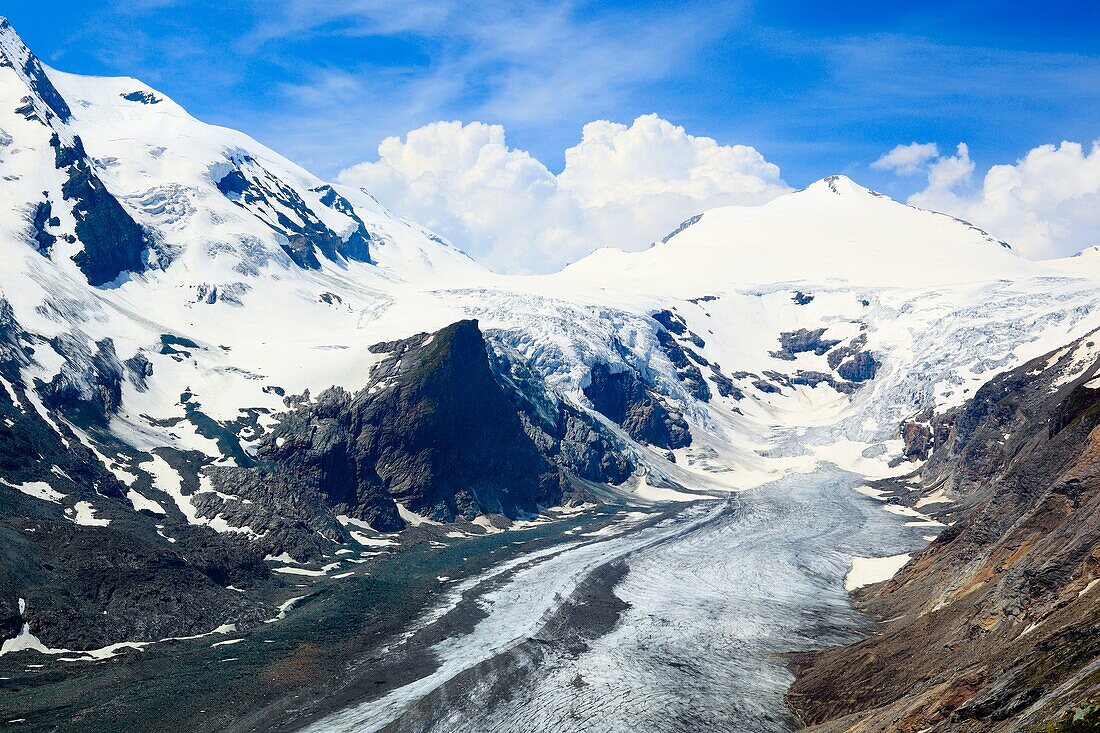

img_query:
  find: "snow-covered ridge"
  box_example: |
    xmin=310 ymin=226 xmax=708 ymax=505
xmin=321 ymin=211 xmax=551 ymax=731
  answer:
xmin=556 ymin=174 xmax=1046 ymax=293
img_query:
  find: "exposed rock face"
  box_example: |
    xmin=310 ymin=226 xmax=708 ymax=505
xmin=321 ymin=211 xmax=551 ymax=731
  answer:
xmin=655 ymin=330 xmax=712 ymax=402
xmin=0 ymin=18 xmax=72 ymax=123
xmin=311 ymin=184 xmax=373 ymax=262
xmin=770 ymin=328 xmax=840 ymax=361
xmin=827 ymin=334 xmax=880 ymax=383
xmin=762 ymin=329 xmax=878 ymax=395
xmin=220 ymin=320 xmax=628 ymax=535
xmin=708 ymin=363 xmax=743 ymax=400
xmin=765 ymin=368 xmax=857 ymax=395
xmin=37 ymin=333 xmax=126 ymax=423
xmin=650 ymin=311 xmax=711 ymax=402
xmin=901 ymin=420 xmax=933 ymax=461
xmin=486 ymin=339 xmax=633 ymax=485
xmin=120 ymin=90 xmax=160 ymax=104
xmin=836 ymin=350 xmax=878 ymax=382
xmin=660 ymin=213 xmax=702 ymax=244
xmin=584 ymin=362 xmax=691 ymax=450
xmin=0 ymin=20 xmax=151 ymax=286
xmin=53 ymin=135 xmax=149 ymax=286
xmin=789 ymin=332 xmax=1100 ymax=732
xmin=652 ymin=309 xmax=705 ymax=348
xmin=216 ymin=155 xmax=371 ymax=268
xmin=30 ymin=199 xmax=58 ymax=253
xmin=791 ymin=370 xmax=855 ymax=393
xmin=753 ymin=378 xmax=781 ymax=394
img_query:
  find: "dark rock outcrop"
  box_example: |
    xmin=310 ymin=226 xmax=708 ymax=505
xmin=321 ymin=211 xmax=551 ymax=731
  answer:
xmin=770 ymin=328 xmax=840 ymax=361
xmin=30 ymin=199 xmax=58 ymax=253
xmin=215 ymin=320 xmax=624 ymax=536
xmin=53 ymin=135 xmax=149 ymax=286
xmin=311 ymin=184 xmax=373 ymax=262
xmin=0 ymin=300 xmax=270 ymax=651
xmin=901 ymin=421 xmax=933 ymax=461
xmin=649 ymin=311 xmax=711 ymax=401
xmin=215 ymin=155 xmax=371 ymax=268
xmin=584 ymin=362 xmax=691 ymax=450
xmin=709 ymin=363 xmax=743 ymax=400
xmin=0 ymin=21 xmax=149 ymax=285
xmin=655 ymin=328 xmax=711 ymax=402
xmin=37 ymin=333 xmax=125 ymax=423
xmin=753 ymin=378 xmax=781 ymax=394
xmin=0 ymin=18 xmax=72 ymax=123
xmin=486 ymin=340 xmax=633 ymax=485
xmin=836 ymin=351 xmax=878 ymax=382
xmin=651 ymin=309 xmax=705 ymax=348
xmin=120 ymin=90 xmax=161 ymax=104
xmin=827 ymin=334 xmax=880 ymax=383
xmin=660 ymin=213 xmax=702 ymax=244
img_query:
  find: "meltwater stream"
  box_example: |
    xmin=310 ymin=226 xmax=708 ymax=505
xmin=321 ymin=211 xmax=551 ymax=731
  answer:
xmin=303 ymin=470 xmax=923 ymax=733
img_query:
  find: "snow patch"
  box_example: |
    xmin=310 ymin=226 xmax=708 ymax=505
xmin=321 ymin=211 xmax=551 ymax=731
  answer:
xmin=844 ymin=554 xmax=911 ymax=591
xmin=67 ymin=501 xmax=109 ymax=527
xmin=126 ymin=489 xmax=165 ymax=514
xmin=0 ymin=479 xmax=63 ymax=503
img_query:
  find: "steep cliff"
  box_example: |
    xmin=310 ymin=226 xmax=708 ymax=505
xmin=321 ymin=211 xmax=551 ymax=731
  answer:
xmin=206 ymin=320 xmax=633 ymax=539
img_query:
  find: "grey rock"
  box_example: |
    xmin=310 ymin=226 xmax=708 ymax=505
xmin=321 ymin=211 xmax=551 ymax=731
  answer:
xmin=584 ymin=362 xmax=691 ymax=450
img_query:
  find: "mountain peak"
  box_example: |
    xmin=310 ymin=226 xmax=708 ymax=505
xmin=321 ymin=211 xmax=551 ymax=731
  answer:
xmin=560 ymin=172 xmax=1036 ymax=290
xmin=0 ymin=17 xmax=71 ymax=124
xmin=803 ymin=175 xmax=879 ymax=198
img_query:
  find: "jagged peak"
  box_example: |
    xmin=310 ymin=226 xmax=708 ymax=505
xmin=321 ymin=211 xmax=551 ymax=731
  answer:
xmin=0 ymin=17 xmax=72 ymax=125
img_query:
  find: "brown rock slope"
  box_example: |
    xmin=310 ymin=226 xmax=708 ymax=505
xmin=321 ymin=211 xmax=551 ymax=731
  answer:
xmin=788 ymin=331 xmax=1100 ymax=732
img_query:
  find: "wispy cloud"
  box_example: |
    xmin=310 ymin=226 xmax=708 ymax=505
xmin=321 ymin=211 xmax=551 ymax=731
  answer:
xmin=872 ymin=142 xmax=940 ymax=175
xmin=231 ymin=0 xmax=751 ymax=173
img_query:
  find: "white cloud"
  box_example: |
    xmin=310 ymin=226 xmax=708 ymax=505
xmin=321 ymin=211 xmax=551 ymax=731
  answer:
xmin=872 ymin=142 xmax=940 ymax=175
xmin=905 ymin=140 xmax=1100 ymax=259
xmin=339 ymin=114 xmax=790 ymax=273
xmin=922 ymin=143 xmax=975 ymax=191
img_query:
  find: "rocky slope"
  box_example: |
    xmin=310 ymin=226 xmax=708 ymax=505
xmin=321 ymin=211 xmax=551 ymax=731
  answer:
xmin=0 ymin=297 xmax=271 ymax=650
xmin=0 ymin=309 xmax=634 ymax=649
xmin=207 ymin=319 xmax=632 ymax=541
xmin=788 ymin=331 xmax=1100 ymax=732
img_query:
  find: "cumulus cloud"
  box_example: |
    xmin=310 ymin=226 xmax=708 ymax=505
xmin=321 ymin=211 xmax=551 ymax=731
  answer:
xmin=339 ymin=114 xmax=790 ymax=273
xmin=871 ymin=142 xmax=940 ymax=175
xmin=904 ymin=140 xmax=1100 ymax=259
xmin=921 ymin=143 xmax=976 ymax=192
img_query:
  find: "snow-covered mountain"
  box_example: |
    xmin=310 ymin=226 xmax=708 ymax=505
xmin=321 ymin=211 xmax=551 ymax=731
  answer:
xmin=558 ymin=173 xmax=1042 ymax=292
xmin=1 ymin=14 xmax=1099 ymax=665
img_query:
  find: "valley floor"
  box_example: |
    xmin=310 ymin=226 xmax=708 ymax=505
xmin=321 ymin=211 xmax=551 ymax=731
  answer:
xmin=303 ymin=469 xmax=925 ymax=733
xmin=1 ymin=470 xmax=930 ymax=732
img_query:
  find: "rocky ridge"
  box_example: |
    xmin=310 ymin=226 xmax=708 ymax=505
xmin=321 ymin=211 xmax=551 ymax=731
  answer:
xmin=788 ymin=331 xmax=1100 ymax=732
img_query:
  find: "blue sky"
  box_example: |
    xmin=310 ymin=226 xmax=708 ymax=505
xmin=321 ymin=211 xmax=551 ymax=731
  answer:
xmin=6 ymin=0 xmax=1098 ymax=200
